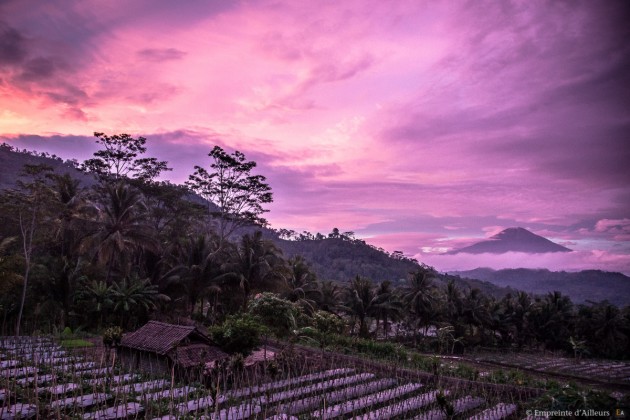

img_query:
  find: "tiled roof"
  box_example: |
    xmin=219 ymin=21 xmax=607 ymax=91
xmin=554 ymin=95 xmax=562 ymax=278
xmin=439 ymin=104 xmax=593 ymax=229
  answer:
xmin=169 ymin=343 xmax=228 ymax=368
xmin=120 ymin=321 xmax=210 ymax=355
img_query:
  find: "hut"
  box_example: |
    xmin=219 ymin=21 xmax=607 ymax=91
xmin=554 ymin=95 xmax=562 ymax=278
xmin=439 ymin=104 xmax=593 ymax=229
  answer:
xmin=118 ymin=321 xmax=228 ymax=379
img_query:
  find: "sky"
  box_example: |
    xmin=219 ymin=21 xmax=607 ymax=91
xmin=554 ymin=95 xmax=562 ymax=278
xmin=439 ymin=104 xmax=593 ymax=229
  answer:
xmin=1 ymin=0 xmax=629 ymax=274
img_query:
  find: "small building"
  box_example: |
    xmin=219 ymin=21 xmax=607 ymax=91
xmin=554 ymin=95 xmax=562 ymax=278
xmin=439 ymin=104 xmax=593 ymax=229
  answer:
xmin=118 ymin=321 xmax=228 ymax=380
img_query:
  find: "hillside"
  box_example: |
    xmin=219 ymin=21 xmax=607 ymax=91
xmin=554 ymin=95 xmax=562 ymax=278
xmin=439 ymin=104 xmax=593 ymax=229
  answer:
xmin=0 ymin=145 xmax=524 ymax=298
xmin=0 ymin=143 xmax=94 ymax=189
xmin=271 ymin=235 xmax=515 ymax=298
xmin=454 ymin=267 xmax=630 ymax=306
xmin=275 ymin=237 xmax=420 ymax=284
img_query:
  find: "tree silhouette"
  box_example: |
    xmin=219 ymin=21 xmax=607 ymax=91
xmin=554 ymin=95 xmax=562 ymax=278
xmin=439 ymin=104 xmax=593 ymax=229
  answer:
xmin=187 ymin=146 xmax=273 ymax=241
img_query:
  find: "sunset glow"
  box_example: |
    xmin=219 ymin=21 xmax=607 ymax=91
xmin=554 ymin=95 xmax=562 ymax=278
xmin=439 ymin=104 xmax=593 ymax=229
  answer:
xmin=1 ymin=0 xmax=629 ymax=273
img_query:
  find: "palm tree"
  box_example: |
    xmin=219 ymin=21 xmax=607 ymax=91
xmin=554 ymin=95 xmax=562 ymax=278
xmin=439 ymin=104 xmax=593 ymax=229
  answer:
xmin=316 ymin=280 xmax=344 ymax=314
xmin=111 ymin=275 xmax=168 ymax=328
xmin=283 ymin=256 xmax=321 ymax=315
xmin=404 ymin=268 xmax=438 ymax=338
xmin=162 ymin=234 xmax=224 ymax=317
xmin=81 ymin=182 xmax=157 ymax=283
xmin=225 ymin=231 xmax=288 ymax=310
xmin=531 ymin=291 xmax=574 ymax=350
xmin=462 ymin=288 xmax=491 ymax=343
xmin=77 ymin=280 xmax=113 ymax=330
xmin=344 ymin=276 xmax=378 ymax=338
xmin=372 ymin=281 xmax=403 ymax=339
xmin=47 ymin=173 xmax=88 ymax=327
xmin=590 ymin=302 xmax=627 ymax=358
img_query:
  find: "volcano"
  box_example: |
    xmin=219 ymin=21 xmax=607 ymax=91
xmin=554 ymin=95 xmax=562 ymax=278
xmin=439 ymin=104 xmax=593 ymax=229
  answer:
xmin=447 ymin=227 xmax=572 ymax=254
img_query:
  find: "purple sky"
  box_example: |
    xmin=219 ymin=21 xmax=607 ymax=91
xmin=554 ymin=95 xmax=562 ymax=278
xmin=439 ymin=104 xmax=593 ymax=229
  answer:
xmin=1 ymin=0 xmax=629 ymax=274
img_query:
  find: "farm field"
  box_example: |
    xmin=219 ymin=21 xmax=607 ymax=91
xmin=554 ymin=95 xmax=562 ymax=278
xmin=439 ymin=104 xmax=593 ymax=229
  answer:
xmin=0 ymin=336 xmax=532 ymax=419
xmin=469 ymin=352 xmax=630 ymax=386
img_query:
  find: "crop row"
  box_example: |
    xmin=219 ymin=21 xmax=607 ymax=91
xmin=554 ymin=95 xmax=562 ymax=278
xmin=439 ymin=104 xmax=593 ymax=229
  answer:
xmin=1 ymin=336 xmax=523 ymax=419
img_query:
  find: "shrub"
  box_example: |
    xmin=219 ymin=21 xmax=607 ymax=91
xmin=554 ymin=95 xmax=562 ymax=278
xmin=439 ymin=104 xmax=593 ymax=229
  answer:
xmin=209 ymin=314 xmax=263 ymax=356
xmin=248 ymin=292 xmax=302 ymax=338
xmin=102 ymin=326 xmax=124 ymax=347
xmin=61 ymin=338 xmax=94 ymax=348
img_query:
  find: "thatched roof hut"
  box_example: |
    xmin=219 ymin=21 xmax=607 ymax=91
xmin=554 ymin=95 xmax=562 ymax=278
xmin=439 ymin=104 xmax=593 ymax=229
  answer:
xmin=118 ymin=321 xmax=227 ymax=378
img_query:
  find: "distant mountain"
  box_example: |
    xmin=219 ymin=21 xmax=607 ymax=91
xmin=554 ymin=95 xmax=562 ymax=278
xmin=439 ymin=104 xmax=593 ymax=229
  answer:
xmin=453 ymin=267 xmax=630 ymax=306
xmin=447 ymin=227 xmax=571 ymax=254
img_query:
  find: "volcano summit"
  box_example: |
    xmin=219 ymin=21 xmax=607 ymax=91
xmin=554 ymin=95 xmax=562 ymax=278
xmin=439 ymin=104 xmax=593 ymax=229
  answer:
xmin=447 ymin=227 xmax=572 ymax=254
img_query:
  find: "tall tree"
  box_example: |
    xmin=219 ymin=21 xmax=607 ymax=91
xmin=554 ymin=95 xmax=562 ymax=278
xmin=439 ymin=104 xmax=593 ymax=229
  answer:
xmin=162 ymin=234 xmax=224 ymax=316
xmin=404 ymin=267 xmax=438 ymax=337
xmin=81 ymin=132 xmax=171 ymax=182
xmin=81 ymin=183 xmax=157 ymax=283
xmin=225 ymin=231 xmax=287 ymax=310
xmin=3 ymin=164 xmax=55 ymax=335
xmin=187 ymin=146 xmax=273 ymax=241
xmin=344 ymin=275 xmax=378 ymax=338
xmin=283 ymin=255 xmax=320 ymax=315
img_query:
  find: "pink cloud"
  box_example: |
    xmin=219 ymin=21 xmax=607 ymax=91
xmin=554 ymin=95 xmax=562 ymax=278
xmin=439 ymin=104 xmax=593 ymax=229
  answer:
xmin=0 ymin=1 xmax=628 ymax=275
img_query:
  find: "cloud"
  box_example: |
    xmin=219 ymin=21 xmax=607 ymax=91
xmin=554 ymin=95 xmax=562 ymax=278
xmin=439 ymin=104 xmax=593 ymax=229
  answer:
xmin=0 ymin=22 xmax=27 ymax=64
xmin=137 ymin=48 xmax=186 ymax=62
xmin=419 ymin=250 xmax=630 ymax=277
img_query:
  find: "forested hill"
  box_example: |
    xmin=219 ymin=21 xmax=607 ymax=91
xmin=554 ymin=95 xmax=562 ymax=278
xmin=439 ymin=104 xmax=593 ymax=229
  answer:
xmin=1 ymin=143 xmax=515 ymax=298
xmin=0 ymin=143 xmax=94 ymax=189
xmin=267 ymin=233 xmax=514 ymax=297
xmin=454 ymin=268 xmax=630 ymax=306
xmin=274 ymin=236 xmax=419 ymax=284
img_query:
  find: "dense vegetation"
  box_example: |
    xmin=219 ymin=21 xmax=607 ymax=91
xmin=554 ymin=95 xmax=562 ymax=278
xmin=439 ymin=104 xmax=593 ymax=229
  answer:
xmin=1 ymin=135 xmax=629 ymax=360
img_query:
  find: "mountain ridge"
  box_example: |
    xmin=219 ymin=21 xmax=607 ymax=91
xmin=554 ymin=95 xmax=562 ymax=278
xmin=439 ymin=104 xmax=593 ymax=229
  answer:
xmin=447 ymin=227 xmax=572 ymax=254
xmin=453 ymin=267 xmax=630 ymax=306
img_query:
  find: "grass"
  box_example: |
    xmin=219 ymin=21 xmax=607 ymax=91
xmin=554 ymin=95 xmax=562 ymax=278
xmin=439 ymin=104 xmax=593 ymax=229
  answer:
xmin=60 ymin=338 xmax=94 ymax=348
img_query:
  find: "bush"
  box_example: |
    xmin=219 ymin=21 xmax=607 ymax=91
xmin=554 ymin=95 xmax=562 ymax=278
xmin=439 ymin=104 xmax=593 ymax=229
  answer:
xmin=61 ymin=327 xmax=73 ymax=339
xmin=209 ymin=314 xmax=263 ymax=356
xmin=61 ymin=339 xmax=94 ymax=348
xmin=248 ymin=292 xmax=302 ymax=338
xmin=102 ymin=326 xmax=124 ymax=347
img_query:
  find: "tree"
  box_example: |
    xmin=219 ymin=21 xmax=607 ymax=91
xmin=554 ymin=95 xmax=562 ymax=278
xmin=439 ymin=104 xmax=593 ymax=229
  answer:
xmin=344 ymin=276 xmax=378 ymax=338
xmin=209 ymin=314 xmax=262 ymax=356
xmin=404 ymin=267 xmax=438 ymax=338
xmin=162 ymin=234 xmax=224 ymax=316
xmin=248 ymin=292 xmax=301 ymax=339
xmin=372 ymin=280 xmax=403 ymax=339
xmin=3 ymin=164 xmax=55 ymax=335
xmin=187 ymin=146 xmax=273 ymax=241
xmin=283 ymin=256 xmax=320 ymax=315
xmin=81 ymin=183 xmax=157 ymax=283
xmin=306 ymin=310 xmax=345 ymax=352
xmin=225 ymin=231 xmax=287 ymax=310
xmin=111 ymin=275 xmax=168 ymax=328
xmin=82 ymin=132 xmax=170 ymax=182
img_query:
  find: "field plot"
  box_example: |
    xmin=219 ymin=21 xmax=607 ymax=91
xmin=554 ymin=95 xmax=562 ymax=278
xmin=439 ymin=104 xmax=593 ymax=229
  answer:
xmin=1 ymin=336 xmax=530 ymax=419
xmin=473 ymin=352 xmax=630 ymax=384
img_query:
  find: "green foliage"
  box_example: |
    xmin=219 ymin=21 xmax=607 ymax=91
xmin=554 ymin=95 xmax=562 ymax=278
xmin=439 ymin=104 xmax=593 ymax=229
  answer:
xmin=209 ymin=314 xmax=262 ymax=356
xmin=61 ymin=338 xmax=94 ymax=348
xmin=61 ymin=326 xmax=73 ymax=339
xmin=102 ymin=326 xmax=123 ymax=347
xmin=248 ymin=292 xmax=302 ymax=338
xmin=529 ymin=382 xmax=619 ymax=413
xmin=301 ymin=310 xmax=345 ymax=350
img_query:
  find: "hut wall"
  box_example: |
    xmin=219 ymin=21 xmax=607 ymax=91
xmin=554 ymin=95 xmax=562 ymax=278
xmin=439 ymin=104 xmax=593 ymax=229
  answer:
xmin=137 ymin=350 xmax=171 ymax=376
xmin=117 ymin=348 xmax=171 ymax=376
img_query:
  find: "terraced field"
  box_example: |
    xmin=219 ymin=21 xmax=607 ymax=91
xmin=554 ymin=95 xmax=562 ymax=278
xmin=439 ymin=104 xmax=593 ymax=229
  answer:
xmin=471 ymin=352 xmax=630 ymax=386
xmin=1 ymin=336 xmax=529 ymax=419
